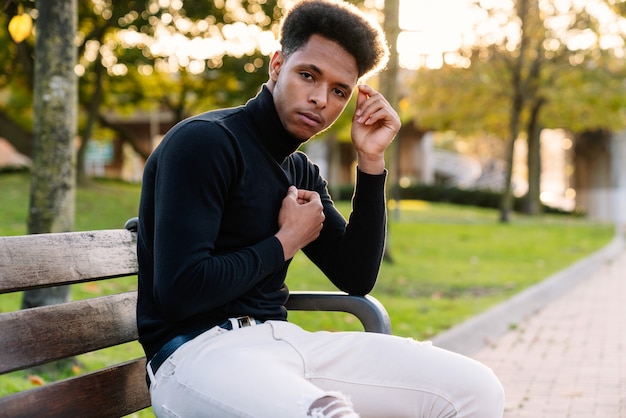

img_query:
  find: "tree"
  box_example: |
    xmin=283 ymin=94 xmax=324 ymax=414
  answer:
xmin=379 ymin=0 xmax=400 ymax=206
xmin=3 ymin=1 xmax=397 ymax=189
xmin=405 ymin=0 xmax=626 ymax=220
xmin=377 ymin=0 xmax=400 ymax=263
xmin=1 ymin=1 xmax=281 ymax=182
xmin=498 ymin=0 xmax=541 ymax=220
xmin=75 ymin=0 xmax=277 ymax=182
xmin=21 ymin=1 xmax=78 ymax=309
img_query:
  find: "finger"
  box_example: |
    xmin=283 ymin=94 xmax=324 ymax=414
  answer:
xmin=355 ymin=88 xmax=389 ymax=123
xmin=354 ymin=84 xmax=381 ymax=118
xmin=362 ymin=106 xmax=392 ymax=127
xmin=357 ymin=84 xmax=378 ymax=97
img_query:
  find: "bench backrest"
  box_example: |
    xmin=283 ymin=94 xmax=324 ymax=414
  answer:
xmin=0 ymin=228 xmax=150 ymax=418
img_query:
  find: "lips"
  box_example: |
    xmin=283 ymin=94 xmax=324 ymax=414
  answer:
xmin=298 ymin=111 xmax=322 ymax=126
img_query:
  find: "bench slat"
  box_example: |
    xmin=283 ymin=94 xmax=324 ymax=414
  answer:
xmin=0 ymin=292 xmax=138 ymax=374
xmin=0 ymin=229 xmax=137 ymax=294
xmin=0 ymin=358 xmax=150 ymax=418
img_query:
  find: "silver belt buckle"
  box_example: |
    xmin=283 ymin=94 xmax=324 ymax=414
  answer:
xmin=229 ymin=316 xmax=256 ymax=329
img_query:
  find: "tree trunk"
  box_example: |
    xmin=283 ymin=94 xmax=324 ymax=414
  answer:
xmin=500 ymin=0 xmax=529 ymax=223
xmin=379 ymin=0 xmax=400 ymax=262
xmin=500 ymin=86 xmax=523 ymax=222
xmin=499 ymin=132 xmax=517 ymax=223
xmin=22 ymin=0 xmax=77 ymax=310
xmin=524 ymin=98 xmax=544 ymax=215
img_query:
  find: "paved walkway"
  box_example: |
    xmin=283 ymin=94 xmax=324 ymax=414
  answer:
xmin=468 ymin=242 xmax=626 ymax=417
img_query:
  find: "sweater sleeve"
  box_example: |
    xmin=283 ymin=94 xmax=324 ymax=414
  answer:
xmin=302 ymin=166 xmax=387 ymax=295
xmin=149 ymin=121 xmax=285 ymax=320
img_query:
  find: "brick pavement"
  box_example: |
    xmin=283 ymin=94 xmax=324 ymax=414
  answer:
xmin=471 ymin=248 xmax=626 ymax=417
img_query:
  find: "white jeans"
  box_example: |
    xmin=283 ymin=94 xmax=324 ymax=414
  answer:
xmin=147 ymin=321 xmax=504 ymax=417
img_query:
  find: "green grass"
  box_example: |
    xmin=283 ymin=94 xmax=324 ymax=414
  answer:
xmin=286 ymin=200 xmax=614 ymax=338
xmin=0 ymin=172 xmax=616 ymax=416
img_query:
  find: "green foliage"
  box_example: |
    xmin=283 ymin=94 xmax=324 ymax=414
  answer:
xmin=542 ymin=57 xmax=626 ymax=132
xmin=402 ymin=0 xmax=626 ymax=219
xmin=406 ymin=1 xmax=626 ymax=137
xmin=1 ymin=0 xmax=285 ymax=156
xmin=407 ymin=62 xmax=510 ymax=138
xmin=1 ymin=0 xmax=380 ymax=155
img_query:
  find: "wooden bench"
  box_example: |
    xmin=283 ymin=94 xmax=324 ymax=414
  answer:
xmin=0 ymin=218 xmax=391 ymax=417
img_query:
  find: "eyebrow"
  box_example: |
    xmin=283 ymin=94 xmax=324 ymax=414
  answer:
xmin=301 ymin=63 xmax=353 ymax=93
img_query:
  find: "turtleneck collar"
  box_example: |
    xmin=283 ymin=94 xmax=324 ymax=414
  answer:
xmin=245 ymin=85 xmax=305 ymax=162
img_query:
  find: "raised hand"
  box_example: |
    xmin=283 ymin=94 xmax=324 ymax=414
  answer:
xmin=351 ymin=84 xmax=401 ymax=175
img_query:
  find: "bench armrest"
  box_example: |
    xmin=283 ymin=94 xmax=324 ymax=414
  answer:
xmin=285 ymin=291 xmax=391 ymax=334
xmin=125 ymin=217 xmax=139 ymax=232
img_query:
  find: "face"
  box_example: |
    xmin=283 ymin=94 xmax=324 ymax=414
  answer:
xmin=267 ymin=34 xmax=359 ymax=141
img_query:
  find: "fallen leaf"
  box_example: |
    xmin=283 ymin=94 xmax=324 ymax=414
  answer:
xmin=28 ymin=375 xmax=45 ymax=386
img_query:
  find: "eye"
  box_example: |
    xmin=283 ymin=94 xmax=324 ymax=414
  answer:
xmin=333 ymin=88 xmax=347 ymax=98
xmin=300 ymin=72 xmax=313 ymax=81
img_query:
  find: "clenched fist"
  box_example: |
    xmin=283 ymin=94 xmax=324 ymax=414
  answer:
xmin=275 ymin=186 xmax=325 ymax=260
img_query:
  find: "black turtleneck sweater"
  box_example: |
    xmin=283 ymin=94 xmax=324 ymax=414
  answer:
xmin=137 ymin=86 xmax=387 ymax=360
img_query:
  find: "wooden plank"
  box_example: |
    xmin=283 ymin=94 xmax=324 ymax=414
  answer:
xmin=0 ymin=358 xmax=150 ymax=418
xmin=0 ymin=292 xmax=139 ymax=374
xmin=0 ymin=229 xmax=138 ymax=294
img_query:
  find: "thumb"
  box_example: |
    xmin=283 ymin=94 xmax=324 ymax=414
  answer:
xmin=286 ymin=185 xmax=298 ymax=198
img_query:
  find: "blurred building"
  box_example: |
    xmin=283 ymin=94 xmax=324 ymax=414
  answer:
xmin=0 ymin=138 xmax=31 ymax=171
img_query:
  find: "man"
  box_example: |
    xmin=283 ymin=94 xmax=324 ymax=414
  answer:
xmin=137 ymin=0 xmax=504 ymax=416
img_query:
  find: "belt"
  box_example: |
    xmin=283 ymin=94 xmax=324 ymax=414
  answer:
xmin=148 ymin=316 xmax=263 ymax=377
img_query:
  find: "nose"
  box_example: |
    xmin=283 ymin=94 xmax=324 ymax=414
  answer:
xmin=309 ymin=88 xmax=327 ymax=108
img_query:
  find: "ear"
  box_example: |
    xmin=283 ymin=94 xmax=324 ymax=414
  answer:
xmin=269 ymin=51 xmax=284 ymax=82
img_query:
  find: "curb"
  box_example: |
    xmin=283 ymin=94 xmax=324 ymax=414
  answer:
xmin=431 ymin=236 xmax=626 ymax=356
